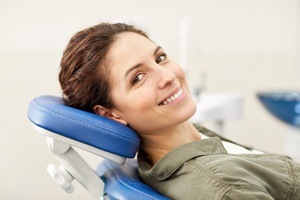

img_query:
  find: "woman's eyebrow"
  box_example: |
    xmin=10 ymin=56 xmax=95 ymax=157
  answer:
xmin=124 ymin=46 xmax=162 ymax=78
xmin=153 ymin=46 xmax=162 ymax=56
xmin=125 ymin=63 xmax=142 ymax=79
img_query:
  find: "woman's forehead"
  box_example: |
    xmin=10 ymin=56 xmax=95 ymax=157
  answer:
xmin=108 ymin=32 xmax=156 ymax=70
xmin=113 ymin=32 xmax=154 ymax=53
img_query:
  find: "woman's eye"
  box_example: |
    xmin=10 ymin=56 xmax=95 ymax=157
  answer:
xmin=132 ymin=73 xmax=144 ymax=85
xmin=156 ymin=53 xmax=167 ymax=63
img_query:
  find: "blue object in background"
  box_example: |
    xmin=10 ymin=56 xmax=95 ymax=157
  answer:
xmin=257 ymin=92 xmax=300 ymax=128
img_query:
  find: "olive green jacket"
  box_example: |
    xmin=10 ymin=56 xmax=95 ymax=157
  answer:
xmin=138 ymin=126 xmax=300 ymax=200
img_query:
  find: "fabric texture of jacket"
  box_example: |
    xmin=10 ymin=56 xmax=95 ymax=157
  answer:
xmin=138 ymin=126 xmax=300 ymax=200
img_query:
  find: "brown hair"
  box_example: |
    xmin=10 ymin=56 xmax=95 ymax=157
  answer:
xmin=59 ymin=22 xmax=148 ymax=113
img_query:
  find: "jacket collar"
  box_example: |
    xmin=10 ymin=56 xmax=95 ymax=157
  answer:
xmin=138 ymin=137 xmax=227 ymax=181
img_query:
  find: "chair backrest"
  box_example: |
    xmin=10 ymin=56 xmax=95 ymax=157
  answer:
xmin=97 ymin=159 xmax=170 ymax=200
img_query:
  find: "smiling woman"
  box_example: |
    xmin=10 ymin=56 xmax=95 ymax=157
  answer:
xmin=59 ymin=22 xmax=300 ymax=199
xmin=94 ymin=31 xmax=197 ymax=137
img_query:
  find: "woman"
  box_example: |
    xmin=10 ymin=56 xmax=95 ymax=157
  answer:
xmin=59 ymin=22 xmax=300 ymax=199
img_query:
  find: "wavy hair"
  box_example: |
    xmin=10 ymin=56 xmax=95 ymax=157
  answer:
xmin=59 ymin=23 xmax=148 ymax=112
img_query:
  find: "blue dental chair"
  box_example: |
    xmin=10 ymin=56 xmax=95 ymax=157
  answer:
xmin=27 ymin=95 xmax=169 ymax=200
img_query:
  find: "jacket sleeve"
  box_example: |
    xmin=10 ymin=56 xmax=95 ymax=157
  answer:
xmin=221 ymin=187 xmax=274 ymax=200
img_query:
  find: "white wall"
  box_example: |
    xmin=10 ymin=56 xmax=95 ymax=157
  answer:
xmin=0 ymin=0 xmax=299 ymax=199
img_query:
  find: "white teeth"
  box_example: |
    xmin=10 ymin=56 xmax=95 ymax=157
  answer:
xmin=161 ymin=88 xmax=183 ymax=105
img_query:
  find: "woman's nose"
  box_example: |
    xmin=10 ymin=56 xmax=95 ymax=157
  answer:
xmin=157 ymin=67 xmax=176 ymax=89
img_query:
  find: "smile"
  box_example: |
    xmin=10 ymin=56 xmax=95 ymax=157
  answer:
xmin=159 ymin=88 xmax=184 ymax=106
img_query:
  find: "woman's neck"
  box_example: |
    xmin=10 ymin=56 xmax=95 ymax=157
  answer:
xmin=138 ymin=122 xmax=201 ymax=166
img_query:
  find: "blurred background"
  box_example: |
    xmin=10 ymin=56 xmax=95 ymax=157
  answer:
xmin=1 ymin=0 xmax=299 ymax=199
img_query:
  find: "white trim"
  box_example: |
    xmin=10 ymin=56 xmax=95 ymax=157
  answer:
xmin=32 ymin=124 xmax=126 ymax=165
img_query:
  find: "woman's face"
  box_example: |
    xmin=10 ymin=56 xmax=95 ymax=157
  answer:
xmin=105 ymin=32 xmax=196 ymax=134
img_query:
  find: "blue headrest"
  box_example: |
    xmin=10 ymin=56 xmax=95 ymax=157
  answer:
xmin=27 ymin=95 xmax=140 ymax=158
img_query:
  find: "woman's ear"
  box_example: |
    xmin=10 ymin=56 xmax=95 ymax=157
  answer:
xmin=93 ymin=105 xmax=128 ymax=125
